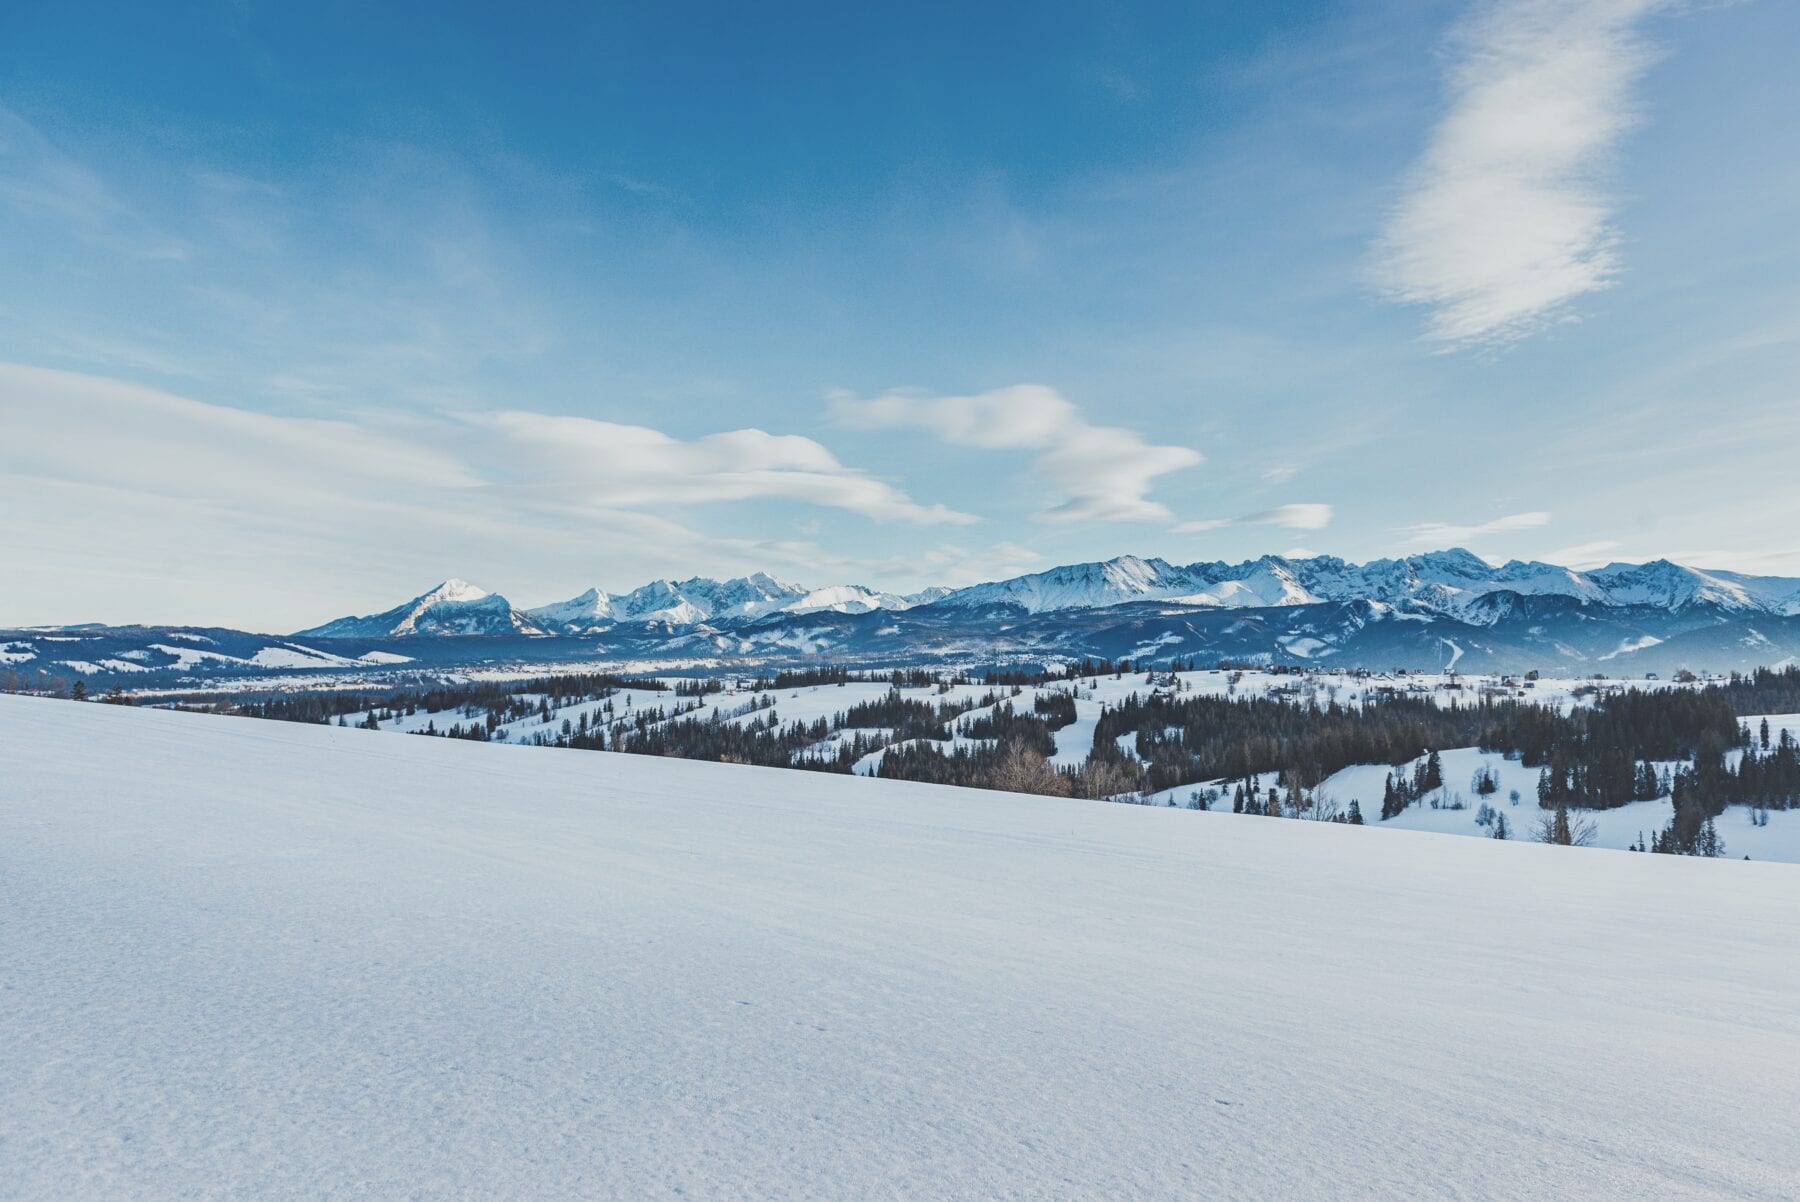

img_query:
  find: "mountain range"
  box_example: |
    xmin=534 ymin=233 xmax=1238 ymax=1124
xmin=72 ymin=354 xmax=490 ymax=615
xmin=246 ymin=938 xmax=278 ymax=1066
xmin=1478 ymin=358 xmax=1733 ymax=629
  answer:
xmin=8 ymin=550 xmax=1800 ymax=685
xmin=296 ymin=573 xmax=952 ymax=638
xmin=297 ymin=550 xmax=1800 ymax=639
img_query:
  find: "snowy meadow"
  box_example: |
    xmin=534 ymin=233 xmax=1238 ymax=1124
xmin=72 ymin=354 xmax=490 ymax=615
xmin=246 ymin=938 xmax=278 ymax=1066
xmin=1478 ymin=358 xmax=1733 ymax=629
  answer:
xmin=4 ymin=694 xmax=1800 ymax=1198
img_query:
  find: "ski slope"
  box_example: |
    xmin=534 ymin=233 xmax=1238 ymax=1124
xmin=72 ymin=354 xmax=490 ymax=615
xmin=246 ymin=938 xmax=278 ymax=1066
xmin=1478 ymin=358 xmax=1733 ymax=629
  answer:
xmin=4 ymin=695 xmax=1799 ymax=1199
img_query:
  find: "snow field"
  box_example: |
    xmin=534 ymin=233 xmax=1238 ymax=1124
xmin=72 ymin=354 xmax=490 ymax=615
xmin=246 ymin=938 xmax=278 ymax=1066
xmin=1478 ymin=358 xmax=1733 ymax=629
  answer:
xmin=3 ymin=695 xmax=1799 ymax=1199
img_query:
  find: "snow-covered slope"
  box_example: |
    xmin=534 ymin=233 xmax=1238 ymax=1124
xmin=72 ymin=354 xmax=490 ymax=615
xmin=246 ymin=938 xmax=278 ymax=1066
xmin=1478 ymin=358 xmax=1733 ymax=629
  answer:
xmin=297 ymin=579 xmax=547 ymax=638
xmin=5 ymin=695 xmax=1799 ymax=1199
xmin=521 ymin=585 xmax=615 ymax=633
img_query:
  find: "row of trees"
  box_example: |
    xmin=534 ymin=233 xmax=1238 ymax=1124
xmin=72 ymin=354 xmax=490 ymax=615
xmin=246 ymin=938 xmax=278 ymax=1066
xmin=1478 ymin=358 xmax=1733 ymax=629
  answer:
xmin=1092 ymin=684 xmax=1752 ymax=809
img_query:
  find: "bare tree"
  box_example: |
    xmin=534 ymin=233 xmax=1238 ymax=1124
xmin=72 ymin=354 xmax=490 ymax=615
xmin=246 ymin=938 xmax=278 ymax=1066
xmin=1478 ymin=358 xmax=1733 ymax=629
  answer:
xmin=989 ymin=741 xmax=1073 ymax=798
xmin=1533 ymin=801 xmax=1597 ymax=847
xmin=1069 ymin=758 xmax=1137 ymax=800
xmin=1304 ymin=792 xmax=1343 ymax=822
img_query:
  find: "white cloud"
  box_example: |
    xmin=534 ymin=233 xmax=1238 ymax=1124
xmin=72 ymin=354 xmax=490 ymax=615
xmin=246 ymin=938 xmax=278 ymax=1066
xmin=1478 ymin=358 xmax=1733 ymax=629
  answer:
xmin=0 ymin=362 xmax=976 ymax=626
xmin=0 ymin=361 xmax=478 ymax=503
xmin=1173 ymin=503 xmax=1334 ymax=534
xmin=1261 ymin=465 xmax=1299 ymax=485
xmin=476 ymin=410 xmax=972 ymax=526
xmin=0 ymin=363 xmax=966 ymax=530
xmin=1372 ymin=0 xmax=1671 ymax=346
xmin=1401 ymin=510 xmax=1551 ymax=546
xmin=828 ymin=384 xmax=1202 ymax=522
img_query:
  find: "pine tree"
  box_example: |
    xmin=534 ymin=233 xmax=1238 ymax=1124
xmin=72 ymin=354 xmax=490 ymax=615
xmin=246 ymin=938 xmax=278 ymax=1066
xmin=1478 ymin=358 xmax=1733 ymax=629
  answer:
xmin=1381 ymin=773 xmax=1402 ymax=821
xmin=1493 ymin=812 xmax=1509 ymax=840
xmin=1347 ymin=799 xmax=1363 ymax=825
xmin=71 ymin=681 xmax=87 ymax=701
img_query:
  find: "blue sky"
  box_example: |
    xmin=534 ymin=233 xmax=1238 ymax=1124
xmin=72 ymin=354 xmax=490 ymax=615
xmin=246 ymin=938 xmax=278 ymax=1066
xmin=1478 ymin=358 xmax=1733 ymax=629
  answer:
xmin=2 ymin=0 xmax=1797 ymax=628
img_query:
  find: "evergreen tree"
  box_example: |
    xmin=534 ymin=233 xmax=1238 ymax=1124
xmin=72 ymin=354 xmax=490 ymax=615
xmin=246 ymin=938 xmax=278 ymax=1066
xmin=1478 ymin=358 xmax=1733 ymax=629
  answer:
xmin=1347 ymin=798 xmax=1363 ymax=825
xmin=71 ymin=680 xmax=87 ymax=701
xmin=1381 ymin=773 xmax=1402 ymax=821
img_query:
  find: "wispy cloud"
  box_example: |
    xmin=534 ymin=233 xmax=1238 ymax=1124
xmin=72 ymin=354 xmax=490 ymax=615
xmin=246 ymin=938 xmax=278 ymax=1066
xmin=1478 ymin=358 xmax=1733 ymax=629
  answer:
xmin=1401 ymin=510 xmax=1551 ymax=546
xmin=827 ymin=384 xmax=1202 ymax=522
xmin=1372 ymin=0 xmax=1671 ymax=346
xmin=0 ymin=361 xmax=969 ymax=529
xmin=0 ymin=104 xmax=191 ymax=261
xmin=0 ymin=362 xmax=979 ymax=625
xmin=1172 ymin=503 xmax=1334 ymax=534
xmin=476 ymin=410 xmax=972 ymax=526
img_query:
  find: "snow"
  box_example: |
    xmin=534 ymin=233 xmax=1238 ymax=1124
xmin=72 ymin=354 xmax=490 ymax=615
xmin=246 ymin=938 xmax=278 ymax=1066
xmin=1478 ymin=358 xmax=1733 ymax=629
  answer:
xmin=1279 ymin=634 xmax=1329 ymax=658
xmin=246 ymin=644 xmax=356 ymax=669
xmin=148 ymin=642 xmax=245 ymax=669
xmin=342 ymin=667 xmax=1709 ymax=797
xmin=525 ymin=575 xmax=930 ymax=633
xmin=0 ymin=641 xmax=35 ymax=664
xmin=431 ymin=577 xmax=490 ymax=604
xmin=5 ymin=695 xmax=1800 ymax=1198
xmin=934 ymin=550 xmax=1800 ymax=619
xmin=273 ymin=553 xmax=1800 ymax=649
xmin=1299 ymin=744 xmax=1800 ymax=862
xmin=56 ymin=658 xmax=154 ymax=675
xmin=1743 ymin=713 xmax=1800 ymax=744
xmin=298 ymin=580 xmax=545 ymax=639
xmin=1048 ymin=698 xmax=1103 ymax=768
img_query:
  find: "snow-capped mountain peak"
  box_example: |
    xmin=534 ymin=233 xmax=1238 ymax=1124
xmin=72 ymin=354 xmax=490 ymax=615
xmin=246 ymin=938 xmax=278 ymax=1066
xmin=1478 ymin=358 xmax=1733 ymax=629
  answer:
xmin=931 ymin=549 xmax=1800 ymax=621
xmin=297 ymin=580 xmax=545 ymax=639
xmin=297 ymin=552 xmax=1800 ymax=639
xmin=421 ymin=578 xmax=490 ymax=605
xmin=522 ymin=573 xmax=936 ymax=635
